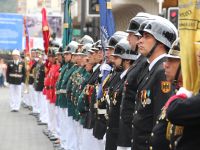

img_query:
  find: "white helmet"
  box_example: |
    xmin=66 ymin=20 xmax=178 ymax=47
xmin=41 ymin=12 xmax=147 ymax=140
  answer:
xmin=12 ymin=49 xmax=20 ymax=56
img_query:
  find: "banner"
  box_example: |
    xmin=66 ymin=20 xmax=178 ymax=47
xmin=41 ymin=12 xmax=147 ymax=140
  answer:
xmin=0 ymin=13 xmax=23 ymax=50
xmin=41 ymin=8 xmax=50 ymax=55
xmin=179 ymin=0 xmax=200 ymax=93
xmin=99 ymin=0 xmax=115 ymax=49
xmin=24 ymin=17 xmax=30 ymax=55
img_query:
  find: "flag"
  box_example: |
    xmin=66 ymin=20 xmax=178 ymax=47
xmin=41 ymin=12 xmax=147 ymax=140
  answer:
xmin=179 ymin=0 xmax=200 ymax=94
xmin=41 ymin=7 xmax=50 ymax=55
xmin=62 ymin=0 xmax=73 ymax=48
xmin=99 ymin=0 xmax=115 ymax=50
xmin=24 ymin=16 xmax=29 ymax=55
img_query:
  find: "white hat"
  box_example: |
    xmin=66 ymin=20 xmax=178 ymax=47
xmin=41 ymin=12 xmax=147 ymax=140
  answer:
xmin=12 ymin=49 xmax=20 ymax=56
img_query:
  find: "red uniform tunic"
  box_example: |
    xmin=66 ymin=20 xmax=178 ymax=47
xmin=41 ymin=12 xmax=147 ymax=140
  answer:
xmin=48 ymin=64 xmax=60 ymax=103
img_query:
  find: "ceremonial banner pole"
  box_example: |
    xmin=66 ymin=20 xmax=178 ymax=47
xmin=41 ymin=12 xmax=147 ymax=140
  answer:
xmin=62 ymin=0 xmax=72 ymax=48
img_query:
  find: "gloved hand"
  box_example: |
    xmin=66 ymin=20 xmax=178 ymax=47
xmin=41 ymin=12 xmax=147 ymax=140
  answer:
xmin=176 ymin=87 xmax=193 ymax=98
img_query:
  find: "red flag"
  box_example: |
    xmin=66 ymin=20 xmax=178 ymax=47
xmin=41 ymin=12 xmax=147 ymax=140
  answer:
xmin=41 ymin=8 xmax=50 ymax=55
xmin=24 ymin=17 xmax=29 ymax=55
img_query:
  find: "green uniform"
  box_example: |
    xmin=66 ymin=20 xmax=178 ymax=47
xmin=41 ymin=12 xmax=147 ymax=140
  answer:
xmin=55 ymin=63 xmax=70 ymax=107
xmin=76 ymin=69 xmax=91 ymax=125
xmin=59 ymin=64 xmax=78 ymax=108
xmin=66 ymin=66 xmax=83 ymax=118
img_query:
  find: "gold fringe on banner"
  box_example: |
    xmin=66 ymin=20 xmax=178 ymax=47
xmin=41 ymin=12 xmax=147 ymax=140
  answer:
xmin=107 ymin=2 xmax=112 ymax=9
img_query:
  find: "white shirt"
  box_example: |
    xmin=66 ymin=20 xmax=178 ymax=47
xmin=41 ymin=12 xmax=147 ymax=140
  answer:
xmin=120 ymin=69 xmax=128 ymax=79
xmin=148 ymin=53 xmax=166 ymax=71
xmin=93 ymin=64 xmax=100 ymax=72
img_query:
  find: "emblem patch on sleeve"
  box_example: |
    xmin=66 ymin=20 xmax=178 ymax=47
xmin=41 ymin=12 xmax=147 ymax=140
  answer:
xmin=161 ymin=81 xmax=171 ymax=93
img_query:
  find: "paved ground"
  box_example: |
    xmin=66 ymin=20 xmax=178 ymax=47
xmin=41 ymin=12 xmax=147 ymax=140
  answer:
xmin=0 ymin=87 xmax=54 ymax=150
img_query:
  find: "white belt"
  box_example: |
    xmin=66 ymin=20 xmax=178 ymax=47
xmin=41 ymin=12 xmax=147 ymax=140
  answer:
xmin=59 ymin=89 xmax=67 ymax=94
xmin=97 ymin=109 xmax=107 ymax=115
xmin=55 ymin=91 xmax=60 ymax=94
xmin=9 ymin=74 xmax=23 ymax=78
xmin=94 ymin=103 xmax=98 ymax=108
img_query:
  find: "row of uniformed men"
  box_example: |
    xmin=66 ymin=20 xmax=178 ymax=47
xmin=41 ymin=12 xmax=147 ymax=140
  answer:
xmin=6 ymin=11 xmax=200 ymax=150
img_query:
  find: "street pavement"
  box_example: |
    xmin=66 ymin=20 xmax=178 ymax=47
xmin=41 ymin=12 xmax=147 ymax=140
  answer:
xmin=0 ymin=87 xmax=54 ymax=150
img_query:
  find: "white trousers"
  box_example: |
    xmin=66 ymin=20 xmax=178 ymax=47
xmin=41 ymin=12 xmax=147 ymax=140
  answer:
xmin=117 ymin=147 xmax=131 ymax=150
xmin=29 ymin=85 xmax=37 ymax=113
xmin=47 ymin=102 xmax=57 ymax=137
xmin=65 ymin=111 xmax=79 ymax=150
xmin=40 ymin=94 xmax=49 ymax=123
xmin=9 ymin=84 xmax=22 ymax=110
xmin=55 ymin=106 xmax=61 ymax=138
xmin=33 ymin=91 xmax=42 ymax=113
xmin=60 ymin=108 xmax=69 ymax=149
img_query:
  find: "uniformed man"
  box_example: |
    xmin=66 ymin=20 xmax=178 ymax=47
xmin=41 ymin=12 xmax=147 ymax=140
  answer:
xmin=6 ymin=49 xmax=25 ymax=112
xmin=164 ymin=43 xmax=200 ymax=150
xmin=33 ymin=49 xmax=46 ymax=125
xmin=117 ymin=13 xmax=150 ymax=150
xmin=54 ymin=41 xmax=79 ymax=150
xmin=92 ymin=31 xmax=128 ymax=148
xmin=28 ymin=48 xmax=39 ymax=115
xmin=105 ymin=38 xmax=138 ymax=150
xmin=132 ymin=17 xmax=177 ymax=150
xmin=64 ymin=43 xmax=93 ymax=150
xmin=150 ymin=39 xmax=182 ymax=150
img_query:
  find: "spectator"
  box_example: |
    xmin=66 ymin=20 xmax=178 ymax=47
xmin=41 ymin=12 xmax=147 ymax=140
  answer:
xmin=0 ymin=58 xmax=7 ymax=87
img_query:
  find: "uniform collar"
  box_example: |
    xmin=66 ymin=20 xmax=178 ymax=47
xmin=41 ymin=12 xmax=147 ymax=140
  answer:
xmin=148 ymin=54 xmax=166 ymax=71
xmin=120 ymin=69 xmax=128 ymax=79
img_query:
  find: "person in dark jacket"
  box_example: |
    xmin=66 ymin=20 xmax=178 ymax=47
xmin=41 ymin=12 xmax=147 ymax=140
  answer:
xmin=132 ymin=17 xmax=178 ymax=150
xmin=165 ymin=45 xmax=200 ymax=150
xmin=7 ymin=49 xmax=25 ymax=112
xmin=117 ymin=13 xmax=150 ymax=150
xmin=150 ymin=39 xmax=183 ymax=150
xmin=105 ymin=38 xmax=138 ymax=150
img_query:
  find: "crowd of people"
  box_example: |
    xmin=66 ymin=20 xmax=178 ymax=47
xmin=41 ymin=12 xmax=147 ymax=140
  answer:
xmin=5 ymin=12 xmax=200 ymax=150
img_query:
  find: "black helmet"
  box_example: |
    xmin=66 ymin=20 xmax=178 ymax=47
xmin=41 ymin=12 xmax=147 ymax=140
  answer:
xmin=126 ymin=12 xmax=152 ymax=34
xmin=139 ymin=19 xmax=177 ymax=49
xmin=63 ymin=41 xmax=79 ymax=54
xmin=112 ymin=38 xmax=138 ymax=61
xmin=165 ymin=38 xmax=180 ymax=59
xmin=106 ymin=31 xmax=128 ymax=49
xmin=79 ymin=35 xmax=94 ymax=45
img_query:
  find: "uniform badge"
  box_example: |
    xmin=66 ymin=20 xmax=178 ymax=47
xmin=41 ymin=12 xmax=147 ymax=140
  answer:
xmin=161 ymin=81 xmax=171 ymax=93
xmin=141 ymin=90 xmax=151 ymax=107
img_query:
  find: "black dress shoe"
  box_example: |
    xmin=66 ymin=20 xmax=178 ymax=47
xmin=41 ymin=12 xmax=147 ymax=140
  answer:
xmin=38 ymin=122 xmax=47 ymax=125
xmin=50 ymin=136 xmax=58 ymax=141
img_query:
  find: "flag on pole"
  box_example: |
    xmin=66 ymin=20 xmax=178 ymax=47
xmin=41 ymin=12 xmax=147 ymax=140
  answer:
xmin=41 ymin=7 xmax=50 ymax=55
xmin=179 ymin=0 xmax=200 ymax=94
xmin=99 ymin=0 xmax=115 ymax=50
xmin=62 ymin=0 xmax=73 ymax=48
xmin=24 ymin=16 xmax=29 ymax=55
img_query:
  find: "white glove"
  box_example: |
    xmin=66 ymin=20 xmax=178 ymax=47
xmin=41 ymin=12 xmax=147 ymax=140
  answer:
xmin=176 ymin=87 xmax=193 ymax=98
xmin=103 ymin=133 xmax=106 ymax=143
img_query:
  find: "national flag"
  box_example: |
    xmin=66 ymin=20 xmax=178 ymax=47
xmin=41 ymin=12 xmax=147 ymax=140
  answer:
xmin=99 ymin=0 xmax=115 ymax=50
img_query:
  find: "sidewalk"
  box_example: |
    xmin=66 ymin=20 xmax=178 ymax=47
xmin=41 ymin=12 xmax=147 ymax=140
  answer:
xmin=0 ymin=87 xmax=54 ymax=150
